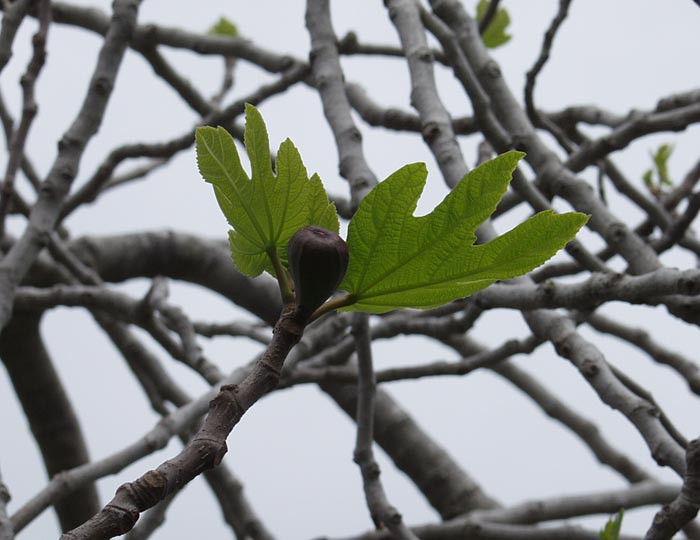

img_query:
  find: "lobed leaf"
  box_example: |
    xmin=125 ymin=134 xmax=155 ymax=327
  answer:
xmin=476 ymin=0 xmax=512 ymax=49
xmin=339 ymin=151 xmax=588 ymax=313
xmin=196 ymin=104 xmax=339 ymax=277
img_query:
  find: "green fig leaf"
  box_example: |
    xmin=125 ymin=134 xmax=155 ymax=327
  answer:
xmin=476 ymin=0 xmax=512 ymax=49
xmin=652 ymin=143 xmax=673 ymax=186
xmin=208 ymin=16 xmax=239 ymax=38
xmin=308 ymin=173 xmax=340 ymax=234
xmin=599 ymin=510 xmax=624 ymax=540
xmin=338 ymin=151 xmax=588 ymax=313
xmin=196 ymin=104 xmax=339 ymax=277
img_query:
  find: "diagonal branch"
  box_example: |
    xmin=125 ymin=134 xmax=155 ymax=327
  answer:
xmin=59 ymin=63 xmax=307 ymax=221
xmin=477 ymin=0 xmax=501 ymax=34
xmin=0 ymin=467 xmax=12 ymax=540
xmin=645 ymin=439 xmax=700 ymax=539
xmin=430 ymin=0 xmax=662 ymax=274
xmin=0 ymin=0 xmax=32 ymax=74
xmin=306 ymin=0 xmax=377 ymax=208
xmin=60 ymin=303 xmax=306 ymax=539
xmin=585 ymin=312 xmax=700 ymax=395
xmin=0 ymin=0 xmax=141 ymax=333
xmin=0 ymin=0 xmax=50 ymax=236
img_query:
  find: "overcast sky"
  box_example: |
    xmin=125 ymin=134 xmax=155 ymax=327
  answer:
xmin=1 ymin=1 xmax=700 ymax=538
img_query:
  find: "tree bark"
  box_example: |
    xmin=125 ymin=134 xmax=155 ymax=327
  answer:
xmin=0 ymin=311 xmax=100 ymax=532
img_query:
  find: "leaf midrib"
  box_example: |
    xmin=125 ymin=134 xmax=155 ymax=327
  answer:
xmin=352 ymin=170 xmax=509 ymax=299
xmin=274 ymin=142 xmax=296 ymax=244
xmin=354 ymin=195 xmax=396 ymax=293
xmin=354 ymin=264 xmax=494 ymax=302
xmin=353 ymin=241 xmax=540 ymax=302
xmin=249 ymin=125 xmax=276 ymax=246
xmin=204 ymin=131 xmax=267 ymax=245
xmin=355 ymin=210 xmax=471 ymax=298
xmin=217 ymin=188 xmax=262 ymax=248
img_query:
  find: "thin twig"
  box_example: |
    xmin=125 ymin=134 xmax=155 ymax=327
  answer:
xmin=44 ymin=1 xmax=294 ymax=73
xmin=59 ymin=303 xmax=305 ymax=538
xmin=0 ymin=467 xmax=12 ymax=540
xmin=585 ymin=312 xmax=700 ymax=395
xmin=523 ymin=0 xmax=573 ymax=151
xmin=566 ymin=103 xmax=700 ymax=172
xmin=0 ymin=0 xmax=50 ymax=236
xmin=352 ymin=313 xmax=419 ymax=539
xmin=325 ymin=518 xmax=642 ymax=540
xmin=525 ymin=309 xmax=686 ymax=476
xmin=655 ymin=191 xmax=700 ymax=253
xmin=608 ymin=363 xmax=689 ymax=450
xmin=420 ymin=4 xmax=607 ymax=275
xmin=448 ymin=335 xmax=653 ymax=484
xmin=194 ymin=319 xmax=272 ymax=345
xmin=0 ymin=91 xmax=32 ymax=217
xmin=283 ymin=335 xmax=542 ymax=386
xmin=0 ymin=0 xmax=142 ymax=333
xmin=0 ymin=0 xmax=32 ymax=74
xmin=346 ymin=82 xmax=478 ymax=134
xmin=336 ymin=30 xmax=448 ymax=65
xmin=478 ymin=0 xmax=501 ymax=34
xmin=32 ymin=239 xmax=275 ymax=538
xmin=470 ymin=481 xmax=679 ymax=524
xmin=210 ymin=56 xmax=236 ymax=107
xmin=100 ymin=158 xmax=168 ymax=193
xmin=431 ymin=0 xmax=661 ymax=273
xmin=59 ymin=63 xmax=308 ymax=221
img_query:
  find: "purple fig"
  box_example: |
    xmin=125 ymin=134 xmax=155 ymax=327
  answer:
xmin=287 ymin=226 xmax=349 ymax=316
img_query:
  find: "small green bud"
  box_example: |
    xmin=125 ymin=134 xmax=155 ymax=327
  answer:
xmin=287 ymin=226 xmax=349 ymax=316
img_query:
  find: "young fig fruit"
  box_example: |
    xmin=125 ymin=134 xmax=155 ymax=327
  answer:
xmin=287 ymin=225 xmax=349 ymax=317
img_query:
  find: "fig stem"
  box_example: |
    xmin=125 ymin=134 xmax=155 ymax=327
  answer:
xmin=309 ymin=292 xmax=356 ymax=322
xmin=268 ymin=249 xmax=294 ymax=304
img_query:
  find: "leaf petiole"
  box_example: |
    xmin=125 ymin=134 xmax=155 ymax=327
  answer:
xmin=309 ymin=292 xmax=356 ymax=322
xmin=268 ymin=249 xmax=295 ymax=305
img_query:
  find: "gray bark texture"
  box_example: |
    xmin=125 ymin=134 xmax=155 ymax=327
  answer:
xmin=0 ymin=1 xmax=699 ymax=539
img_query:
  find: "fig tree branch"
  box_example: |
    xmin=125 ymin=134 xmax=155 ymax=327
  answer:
xmin=59 ymin=303 xmax=306 ymax=538
xmin=0 ymin=0 xmax=141 ymax=333
xmin=0 ymin=0 xmax=49 ymax=237
xmin=352 ymin=313 xmax=419 ymax=539
xmin=0 ymin=468 xmax=12 ymax=540
xmin=645 ymin=440 xmax=700 ymax=539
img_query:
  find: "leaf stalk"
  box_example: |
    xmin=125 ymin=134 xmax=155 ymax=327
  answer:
xmin=268 ymin=249 xmax=295 ymax=305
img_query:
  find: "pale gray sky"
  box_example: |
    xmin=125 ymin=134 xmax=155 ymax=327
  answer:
xmin=1 ymin=1 xmax=700 ymax=538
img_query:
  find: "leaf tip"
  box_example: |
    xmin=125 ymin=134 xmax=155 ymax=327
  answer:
xmin=244 ymin=103 xmax=266 ymax=132
xmin=195 ymin=124 xmax=216 ymax=143
xmin=500 ymin=149 xmax=526 ymax=164
xmin=244 ymin=102 xmax=267 ymax=127
xmin=406 ymin=161 xmax=429 ymax=178
xmin=572 ymin=211 xmax=591 ymax=228
xmin=278 ymin=137 xmax=297 ymax=153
